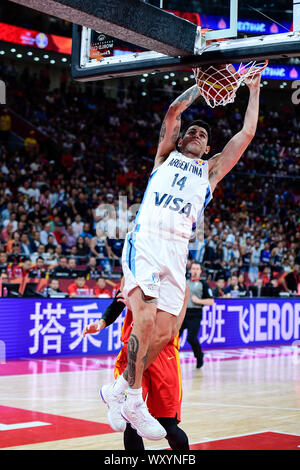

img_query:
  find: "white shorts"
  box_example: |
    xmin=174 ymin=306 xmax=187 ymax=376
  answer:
xmin=122 ymin=231 xmax=188 ymax=316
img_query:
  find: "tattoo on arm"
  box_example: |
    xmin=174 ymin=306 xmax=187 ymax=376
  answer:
xmin=173 ymin=85 xmax=201 ymax=109
xmin=158 ymin=120 xmax=167 ymax=144
xmin=127 ymin=334 xmax=139 ymax=387
xmin=171 ymin=124 xmax=180 ymax=144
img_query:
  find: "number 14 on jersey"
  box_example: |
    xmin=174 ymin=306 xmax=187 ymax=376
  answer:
xmin=171 ymin=173 xmax=187 ymax=191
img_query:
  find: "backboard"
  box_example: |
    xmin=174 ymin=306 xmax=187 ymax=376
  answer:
xmin=71 ymin=0 xmax=300 ymax=82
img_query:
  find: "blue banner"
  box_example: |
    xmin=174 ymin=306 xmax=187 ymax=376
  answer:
xmin=203 ymin=15 xmax=290 ymax=35
xmin=231 ymin=62 xmax=300 ymax=81
xmin=0 ymin=298 xmax=299 ymax=359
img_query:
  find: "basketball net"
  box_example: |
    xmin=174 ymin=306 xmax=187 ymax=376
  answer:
xmin=194 ymin=60 xmax=268 ymax=108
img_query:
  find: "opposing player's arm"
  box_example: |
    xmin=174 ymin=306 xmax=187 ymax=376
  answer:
xmin=154 ymin=85 xmax=201 ymax=169
xmin=83 ymin=278 xmax=125 ymax=337
xmin=208 ymin=73 xmax=261 ymax=192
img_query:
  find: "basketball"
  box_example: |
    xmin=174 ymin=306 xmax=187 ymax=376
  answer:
xmin=195 ymin=63 xmax=238 ymax=103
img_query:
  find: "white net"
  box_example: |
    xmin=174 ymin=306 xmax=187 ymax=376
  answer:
xmin=194 ymin=60 xmax=268 ymax=108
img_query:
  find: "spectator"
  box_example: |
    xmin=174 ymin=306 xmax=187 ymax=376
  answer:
xmin=248 ymin=278 xmax=264 ymax=297
xmin=260 ymin=241 xmax=271 ymax=270
xmin=59 ymin=234 xmax=69 ymax=255
xmin=20 ymin=233 xmax=33 ymax=257
xmin=67 ymin=256 xmax=79 ymax=278
xmin=237 ymin=273 xmax=247 ymax=296
xmin=24 ymin=130 xmax=39 ymax=155
xmin=27 ymin=180 xmax=40 ymax=202
xmin=49 ymin=255 xmax=72 ymax=278
xmin=3 ymin=212 xmax=18 ymax=232
xmin=0 ymin=272 xmax=9 ymax=284
xmin=29 ymin=230 xmax=42 ymax=254
xmin=38 ymin=186 xmax=51 ymax=210
xmin=53 ymin=222 xmax=65 ymax=245
xmin=76 ymin=235 xmax=90 ymax=264
xmin=43 ymin=278 xmax=63 ymax=297
xmin=90 ymin=229 xmax=111 ymax=275
xmin=270 ymin=241 xmax=285 ymax=274
xmin=106 ymin=228 xmax=124 ymax=262
xmin=280 ymin=264 xmax=300 ymax=294
xmin=267 ymin=278 xmax=281 ymax=297
xmin=224 ymin=275 xmax=240 ymax=297
xmin=40 ymin=222 xmax=57 ymax=246
xmin=30 ymin=243 xmax=47 ymax=264
xmin=1 ymin=222 xmax=14 ymax=244
xmin=240 ymin=237 xmax=253 ymax=273
xmin=71 ymin=214 xmax=84 ymax=237
xmin=0 ymin=252 xmax=8 ymax=275
xmin=0 ymin=108 xmax=12 ymax=143
xmin=7 ymin=242 xmax=23 ymax=265
xmin=260 ymin=266 xmax=272 ymax=286
xmin=45 ymin=234 xmax=57 ymax=252
xmin=64 ymin=225 xmax=77 ymax=249
xmin=78 ymin=222 xmax=93 ymax=240
xmin=6 ymin=231 xmax=21 ymax=253
xmin=20 ymin=258 xmax=33 ymax=278
xmin=27 ymin=203 xmax=42 ymax=227
xmin=93 ymin=277 xmax=112 ymax=298
xmin=67 ymin=274 xmax=89 ymax=297
xmin=249 ymin=239 xmax=262 ymax=283
xmin=212 ymin=278 xmax=225 ymax=298
xmin=85 ymin=256 xmax=101 ymax=280
xmin=29 ymin=256 xmax=47 ymax=278
xmin=75 ymin=192 xmax=89 ymax=218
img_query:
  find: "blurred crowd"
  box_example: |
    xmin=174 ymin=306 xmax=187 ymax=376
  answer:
xmin=0 ymin=61 xmax=299 ymax=298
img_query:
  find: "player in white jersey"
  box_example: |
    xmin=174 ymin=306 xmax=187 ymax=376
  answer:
xmin=100 ymin=70 xmax=262 ymax=440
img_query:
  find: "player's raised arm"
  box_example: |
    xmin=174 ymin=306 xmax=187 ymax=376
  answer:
xmin=154 ymin=84 xmax=201 ymax=169
xmin=208 ymin=72 xmax=261 ymax=193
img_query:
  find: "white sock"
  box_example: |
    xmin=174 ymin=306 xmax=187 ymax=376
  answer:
xmin=126 ymin=387 xmax=143 ymax=405
xmin=113 ymin=374 xmax=128 ymax=394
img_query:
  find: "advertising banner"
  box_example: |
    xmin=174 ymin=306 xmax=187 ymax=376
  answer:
xmin=0 ymin=298 xmax=299 ymax=360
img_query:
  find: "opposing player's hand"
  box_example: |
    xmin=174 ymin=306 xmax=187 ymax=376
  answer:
xmin=83 ymin=319 xmax=106 ymax=337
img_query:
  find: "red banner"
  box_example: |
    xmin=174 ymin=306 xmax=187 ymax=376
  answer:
xmin=0 ymin=22 xmax=72 ymax=55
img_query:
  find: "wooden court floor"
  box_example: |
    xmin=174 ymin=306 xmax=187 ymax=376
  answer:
xmin=0 ymin=346 xmax=299 ymax=450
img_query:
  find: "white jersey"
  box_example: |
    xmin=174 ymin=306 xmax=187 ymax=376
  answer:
xmin=132 ymin=150 xmax=212 ymax=242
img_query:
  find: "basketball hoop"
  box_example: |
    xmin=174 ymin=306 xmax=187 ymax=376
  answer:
xmin=194 ymin=60 xmax=269 ymax=108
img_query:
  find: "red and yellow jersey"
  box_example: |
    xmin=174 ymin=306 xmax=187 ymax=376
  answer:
xmin=115 ymin=308 xmax=182 ymax=421
xmin=120 ymin=308 xmax=133 ymax=344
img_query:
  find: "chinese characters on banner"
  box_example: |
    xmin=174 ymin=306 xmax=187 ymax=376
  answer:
xmin=29 ymin=301 xmax=125 ymax=356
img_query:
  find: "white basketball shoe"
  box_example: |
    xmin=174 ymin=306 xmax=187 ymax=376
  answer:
xmin=121 ymin=399 xmax=166 ymax=441
xmin=100 ymin=382 xmax=126 ymax=432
